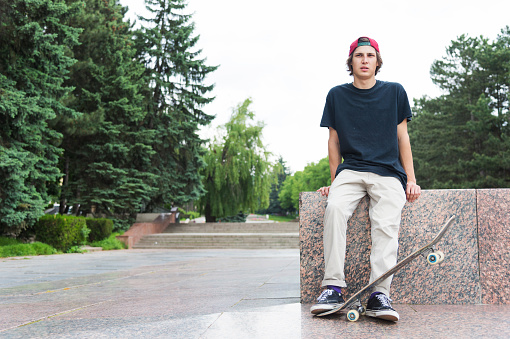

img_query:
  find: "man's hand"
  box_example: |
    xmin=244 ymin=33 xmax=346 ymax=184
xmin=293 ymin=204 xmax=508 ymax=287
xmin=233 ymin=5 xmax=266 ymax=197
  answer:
xmin=317 ymin=186 xmax=331 ymax=197
xmin=406 ymin=181 xmax=421 ymax=202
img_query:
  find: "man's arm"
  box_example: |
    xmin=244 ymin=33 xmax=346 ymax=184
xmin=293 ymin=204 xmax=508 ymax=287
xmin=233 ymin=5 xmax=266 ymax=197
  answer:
xmin=397 ymin=119 xmax=421 ymax=202
xmin=318 ymin=127 xmax=341 ymax=196
xmin=328 ymin=127 xmax=342 ymax=182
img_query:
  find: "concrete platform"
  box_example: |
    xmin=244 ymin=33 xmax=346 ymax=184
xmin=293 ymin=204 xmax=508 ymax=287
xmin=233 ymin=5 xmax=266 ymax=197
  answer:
xmin=1 ymin=249 xmax=509 ymax=338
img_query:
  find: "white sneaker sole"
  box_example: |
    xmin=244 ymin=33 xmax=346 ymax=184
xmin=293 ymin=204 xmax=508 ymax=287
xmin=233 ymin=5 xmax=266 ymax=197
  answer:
xmin=365 ymin=309 xmax=399 ymax=322
xmin=310 ymin=303 xmax=341 ymax=315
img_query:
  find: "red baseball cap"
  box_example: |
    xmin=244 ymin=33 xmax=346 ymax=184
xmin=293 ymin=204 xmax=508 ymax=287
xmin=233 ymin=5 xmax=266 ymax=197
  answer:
xmin=349 ymin=37 xmax=380 ymax=56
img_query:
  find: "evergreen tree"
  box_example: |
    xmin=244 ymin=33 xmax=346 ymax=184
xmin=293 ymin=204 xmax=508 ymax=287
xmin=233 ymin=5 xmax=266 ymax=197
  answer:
xmin=199 ymin=99 xmax=275 ymax=222
xmin=55 ymin=0 xmax=157 ymax=221
xmin=135 ymin=0 xmax=218 ymax=210
xmin=0 ymin=0 xmax=81 ymax=235
xmin=410 ymin=28 xmax=510 ymax=188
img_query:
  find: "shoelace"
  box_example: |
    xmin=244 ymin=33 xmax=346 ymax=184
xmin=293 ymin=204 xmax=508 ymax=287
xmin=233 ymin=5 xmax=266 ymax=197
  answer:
xmin=317 ymin=289 xmax=334 ymax=302
xmin=375 ymin=293 xmax=393 ymax=307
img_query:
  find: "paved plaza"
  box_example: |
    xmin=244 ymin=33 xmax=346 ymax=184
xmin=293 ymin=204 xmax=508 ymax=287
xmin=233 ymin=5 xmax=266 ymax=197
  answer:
xmin=1 ymin=249 xmax=509 ymax=338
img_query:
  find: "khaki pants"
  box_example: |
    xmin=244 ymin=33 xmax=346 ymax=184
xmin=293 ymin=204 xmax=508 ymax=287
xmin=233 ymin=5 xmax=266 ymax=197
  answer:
xmin=321 ymin=170 xmax=406 ymax=297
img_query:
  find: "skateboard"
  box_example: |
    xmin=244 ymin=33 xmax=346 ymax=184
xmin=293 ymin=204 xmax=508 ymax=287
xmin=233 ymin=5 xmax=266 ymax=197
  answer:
xmin=316 ymin=215 xmax=456 ymax=321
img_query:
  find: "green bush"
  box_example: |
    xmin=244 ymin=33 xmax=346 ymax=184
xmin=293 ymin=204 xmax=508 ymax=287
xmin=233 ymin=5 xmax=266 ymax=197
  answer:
xmin=33 ymin=215 xmax=89 ymax=251
xmin=177 ymin=207 xmax=201 ymax=220
xmin=67 ymin=245 xmax=86 ymax=253
xmin=90 ymin=233 xmax=126 ymax=250
xmin=86 ymin=218 xmax=113 ymax=242
xmin=218 ymin=212 xmax=247 ymax=223
xmin=0 ymin=237 xmax=20 ymax=246
xmin=0 ymin=242 xmax=57 ymax=257
xmin=31 ymin=242 xmax=58 ymax=255
xmin=0 ymin=244 xmax=36 ymax=257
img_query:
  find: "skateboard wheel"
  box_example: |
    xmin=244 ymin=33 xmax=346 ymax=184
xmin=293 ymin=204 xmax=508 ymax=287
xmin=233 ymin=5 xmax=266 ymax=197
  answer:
xmin=358 ymin=306 xmax=366 ymax=315
xmin=347 ymin=310 xmax=359 ymax=322
xmin=427 ymin=252 xmax=439 ymax=265
xmin=436 ymin=250 xmax=445 ymax=263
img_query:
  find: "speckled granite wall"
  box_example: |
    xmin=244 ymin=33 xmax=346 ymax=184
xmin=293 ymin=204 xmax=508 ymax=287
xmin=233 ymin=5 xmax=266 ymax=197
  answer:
xmin=478 ymin=189 xmax=510 ymax=304
xmin=394 ymin=190 xmax=478 ymax=304
xmin=300 ymin=189 xmax=486 ymax=304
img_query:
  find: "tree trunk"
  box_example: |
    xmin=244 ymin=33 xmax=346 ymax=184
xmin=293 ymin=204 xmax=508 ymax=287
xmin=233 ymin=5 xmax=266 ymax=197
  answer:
xmin=74 ymin=188 xmax=81 ymax=216
xmin=59 ymin=156 xmax=70 ymax=214
xmin=204 ymin=203 xmax=216 ymax=223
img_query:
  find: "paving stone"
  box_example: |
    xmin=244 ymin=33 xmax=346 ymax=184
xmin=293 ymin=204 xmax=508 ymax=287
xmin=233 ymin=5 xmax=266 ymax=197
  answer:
xmin=1 ymin=249 xmax=509 ymax=338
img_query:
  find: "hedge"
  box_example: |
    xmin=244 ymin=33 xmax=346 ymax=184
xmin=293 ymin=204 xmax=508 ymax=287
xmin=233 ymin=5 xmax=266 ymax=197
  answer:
xmin=33 ymin=215 xmax=88 ymax=252
xmin=0 ymin=242 xmax=56 ymax=257
xmin=86 ymin=218 xmax=113 ymax=242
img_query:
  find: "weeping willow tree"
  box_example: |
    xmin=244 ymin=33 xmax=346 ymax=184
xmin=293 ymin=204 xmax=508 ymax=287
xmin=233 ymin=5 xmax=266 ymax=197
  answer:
xmin=199 ymin=99 xmax=276 ymax=222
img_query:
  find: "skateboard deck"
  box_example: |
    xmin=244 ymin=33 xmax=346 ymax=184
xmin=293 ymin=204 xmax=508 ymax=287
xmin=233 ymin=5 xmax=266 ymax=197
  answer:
xmin=316 ymin=215 xmax=456 ymax=321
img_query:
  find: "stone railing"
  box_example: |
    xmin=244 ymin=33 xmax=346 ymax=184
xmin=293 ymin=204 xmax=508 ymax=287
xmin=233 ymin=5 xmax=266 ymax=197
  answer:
xmin=116 ymin=213 xmax=175 ymax=249
xmin=299 ymin=189 xmax=509 ymax=304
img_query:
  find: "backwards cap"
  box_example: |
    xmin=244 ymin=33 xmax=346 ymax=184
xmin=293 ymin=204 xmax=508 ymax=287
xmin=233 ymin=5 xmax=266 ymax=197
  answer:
xmin=349 ymin=37 xmax=380 ymax=56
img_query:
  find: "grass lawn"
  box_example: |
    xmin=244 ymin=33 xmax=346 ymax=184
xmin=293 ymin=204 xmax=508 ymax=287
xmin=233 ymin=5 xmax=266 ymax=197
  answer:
xmin=0 ymin=237 xmax=57 ymax=257
xmin=0 ymin=233 xmax=126 ymax=258
xmin=267 ymin=215 xmax=298 ymax=222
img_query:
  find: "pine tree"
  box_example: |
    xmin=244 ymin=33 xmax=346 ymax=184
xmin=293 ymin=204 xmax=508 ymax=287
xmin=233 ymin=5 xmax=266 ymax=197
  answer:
xmin=409 ymin=29 xmax=510 ymax=188
xmin=55 ymin=0 xmax=157 ymax=222
xmin=0 ymin=0 xmax=81 ymax=235
xmin=134 ymin=0 xmax=218 ymax=211
xmin=199 ymin=99 xmax=275 ymax=222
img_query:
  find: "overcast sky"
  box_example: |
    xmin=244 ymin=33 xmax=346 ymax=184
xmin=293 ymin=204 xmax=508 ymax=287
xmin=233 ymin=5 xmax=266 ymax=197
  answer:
xmin=119 ymin=0 xmax=510 ymax=173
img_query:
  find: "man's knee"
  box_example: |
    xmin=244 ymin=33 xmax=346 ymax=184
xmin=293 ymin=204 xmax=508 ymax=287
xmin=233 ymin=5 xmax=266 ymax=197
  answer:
xmin=324 ymin=205 xmax=351 ymax=234
xmin=324 ymin=203 xmax=351 ymax=225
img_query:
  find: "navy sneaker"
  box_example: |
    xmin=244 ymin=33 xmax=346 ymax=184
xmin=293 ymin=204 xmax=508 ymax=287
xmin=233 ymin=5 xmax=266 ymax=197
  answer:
xmin=365 ymin=292 xmax=399 ymax=321
xmin=310 ymin=288 xmax=344 ymax=314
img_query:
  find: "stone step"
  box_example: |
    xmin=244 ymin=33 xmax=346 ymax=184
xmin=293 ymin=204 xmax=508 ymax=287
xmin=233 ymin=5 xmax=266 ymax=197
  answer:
xmin=133 ymin=232 xmax=299 ymax=249
xmin=163 ymin=222 xmax=298 ymax=234
xmin=136 ymin=243 xmax=298 ymax=247
xmin=136 ymin=234 xmax=299 ymax=243
xmin=132 ymin=244 xmax=298 ymax=249
xmin=136 ymin=243 xmax=298 ymax=246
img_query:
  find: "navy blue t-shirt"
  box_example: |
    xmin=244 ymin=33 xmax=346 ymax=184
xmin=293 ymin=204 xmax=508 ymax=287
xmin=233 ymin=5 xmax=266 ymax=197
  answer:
xmin=320 ymin=80 xmax=412 ymax=190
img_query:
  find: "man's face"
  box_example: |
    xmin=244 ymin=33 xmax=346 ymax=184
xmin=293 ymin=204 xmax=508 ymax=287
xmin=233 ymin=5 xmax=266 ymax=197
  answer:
xmin=350 ymin=45 xmax=379 ymax=79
